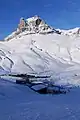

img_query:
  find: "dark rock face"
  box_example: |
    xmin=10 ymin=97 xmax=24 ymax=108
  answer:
xmin=34 ymin=86 xmax=69 ymax=94
xmin=18 ymin=18 xmax=26 ymax=32
xmin=36 ymin=19 xmax=42 ymax=26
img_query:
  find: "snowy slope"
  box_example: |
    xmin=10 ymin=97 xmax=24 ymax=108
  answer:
xmin=0 ymin=16 xmax=80 ymax=86
xmin=0 ymin=78 xmax=80 ymax=120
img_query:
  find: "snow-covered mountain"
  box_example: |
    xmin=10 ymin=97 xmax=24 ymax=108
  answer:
xmin=5 ymin=15 xmax=58 ymax=41
xmin=57 ymin=27 xmax=80 ymax=36
xmin=1 ymin=15 xmax=80 ymax=86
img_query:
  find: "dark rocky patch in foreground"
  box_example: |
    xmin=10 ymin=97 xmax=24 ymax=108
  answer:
xmin=0 ymin=73 xmax=70 ymax=94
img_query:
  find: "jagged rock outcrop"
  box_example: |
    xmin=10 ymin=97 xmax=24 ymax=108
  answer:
xmin=5 ymin=15 xmax=60 ymax=41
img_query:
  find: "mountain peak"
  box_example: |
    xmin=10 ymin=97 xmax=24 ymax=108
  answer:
xmin=27 ymin=15 xmax=40 ymax=22
xmin=5 ymin=15 xmax=55 ymax=41
xmin=5 ymin=15 xmax=80 ymax=41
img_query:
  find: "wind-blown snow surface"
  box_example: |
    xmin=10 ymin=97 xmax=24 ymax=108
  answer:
xmin=0 ymin=78 xmax=80 ymax=120
xmin=1 ymin=32 xmax=80 ymax=86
